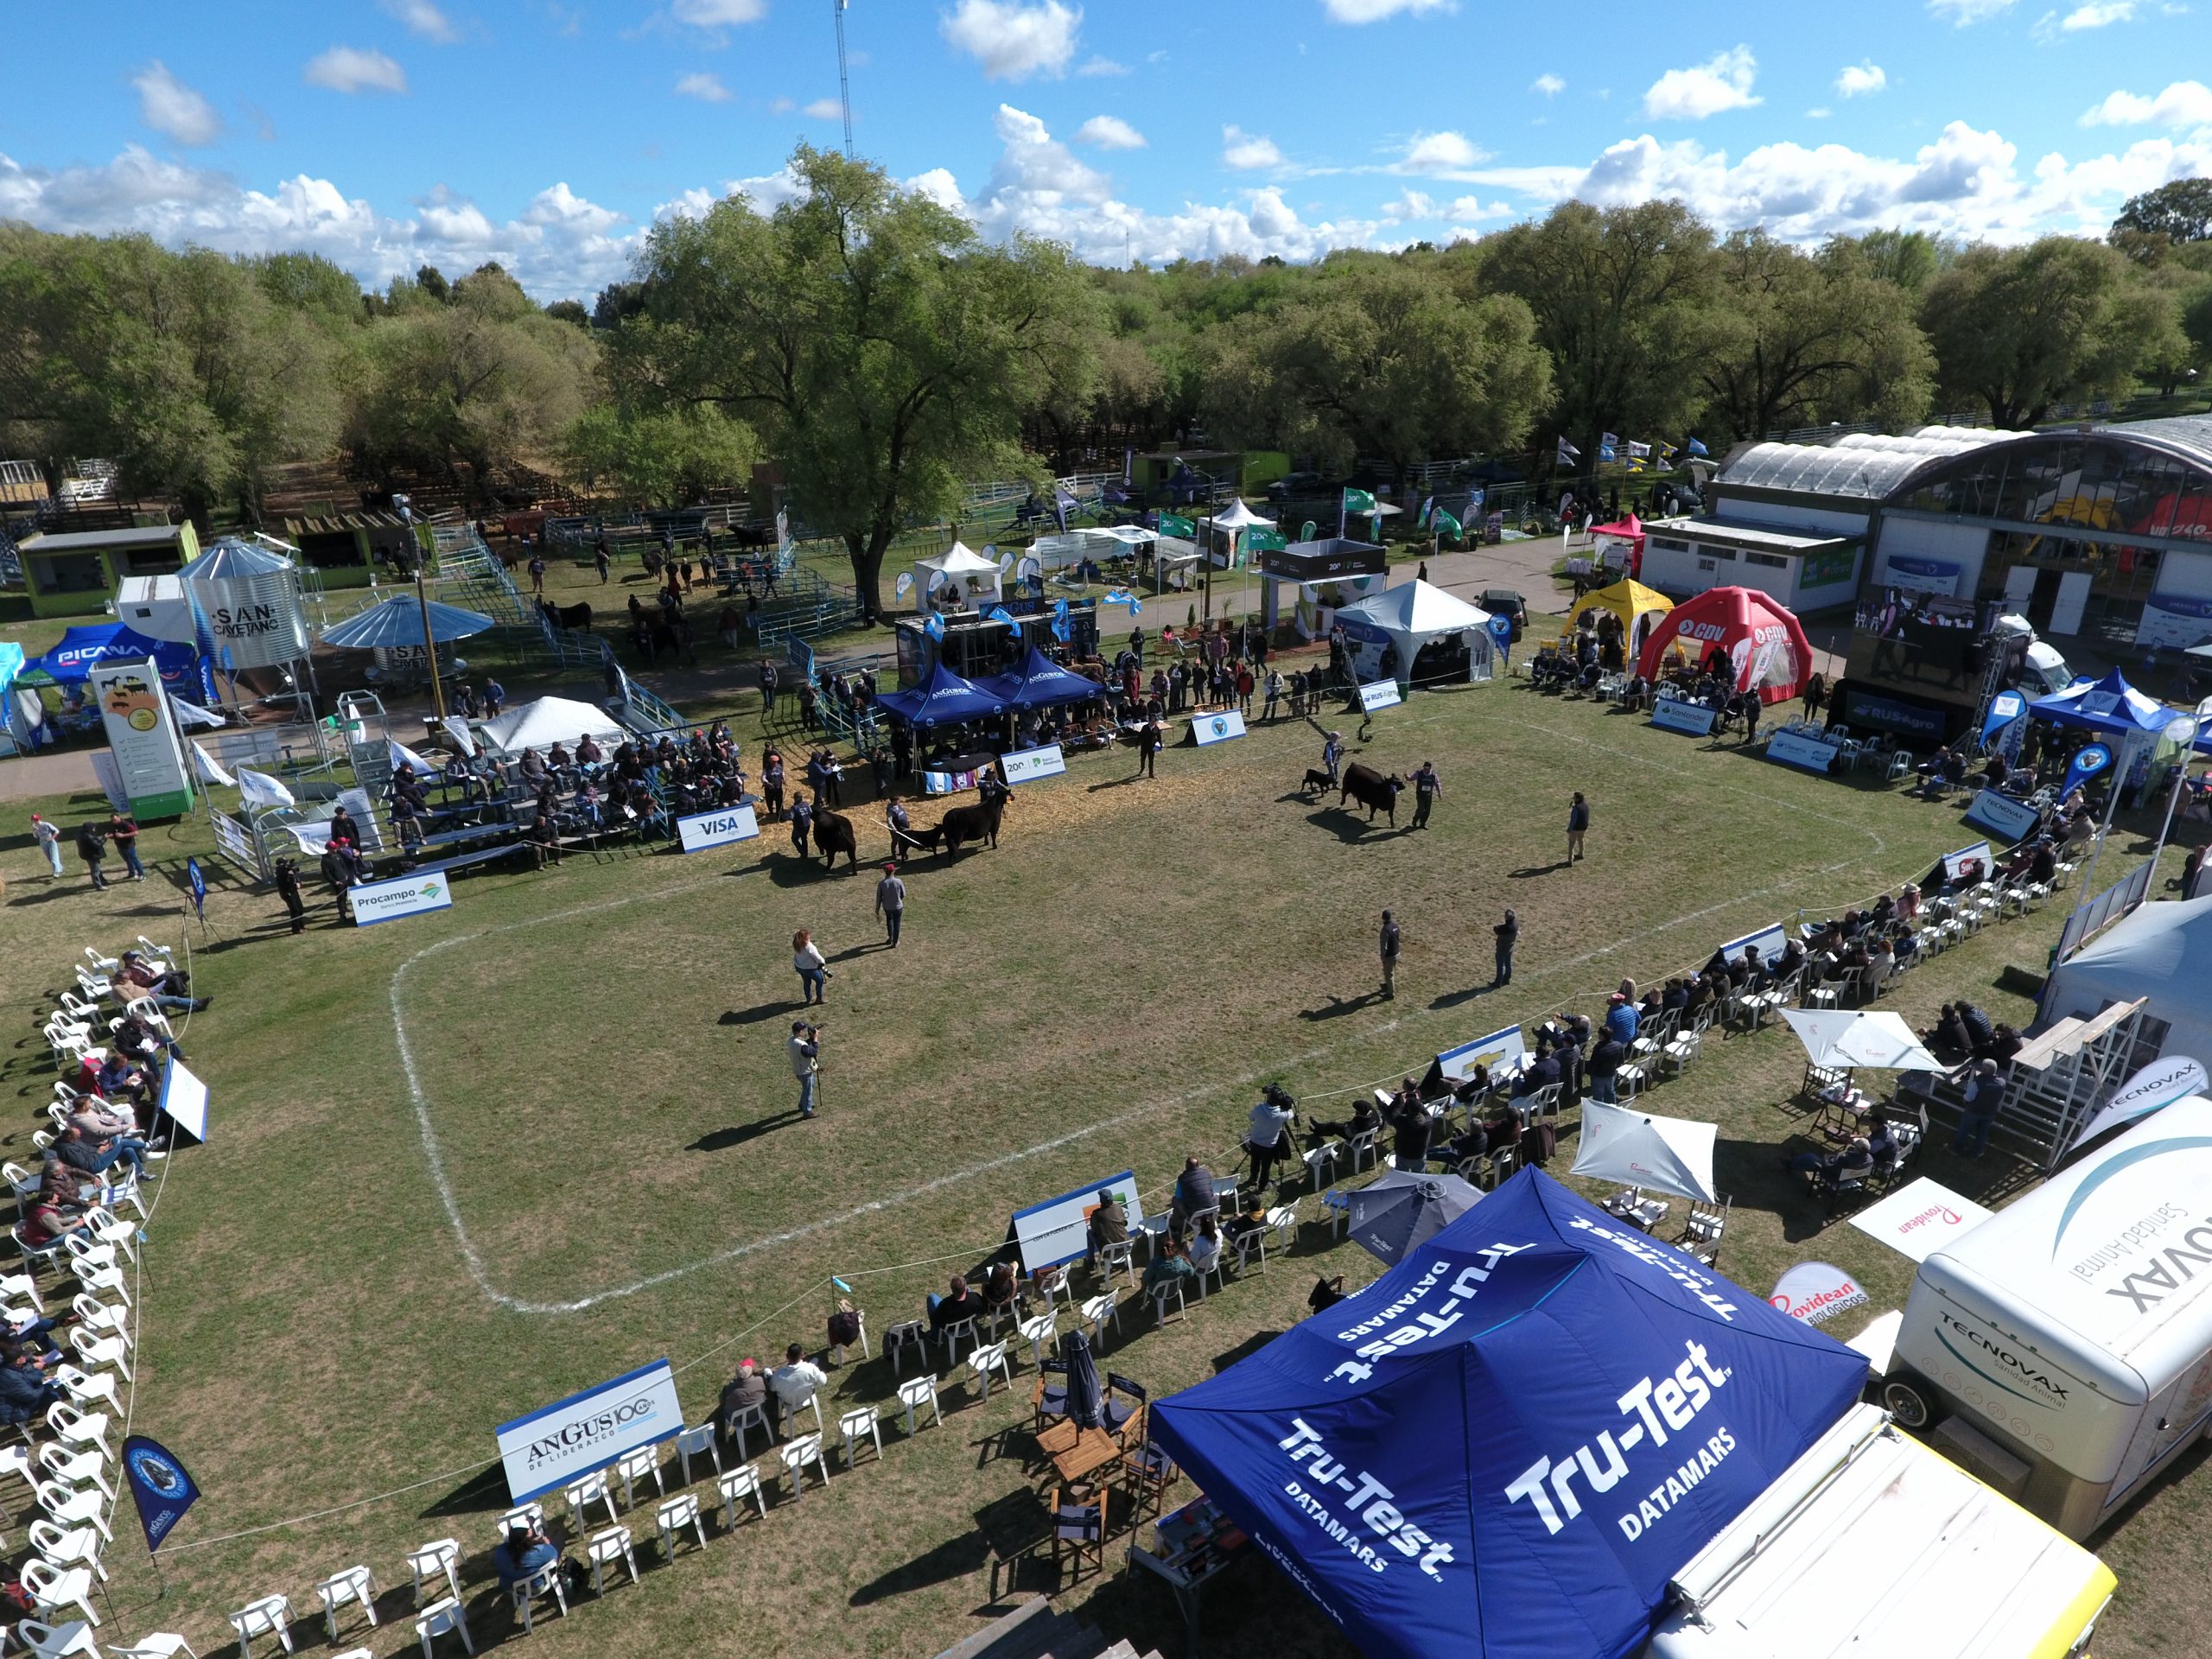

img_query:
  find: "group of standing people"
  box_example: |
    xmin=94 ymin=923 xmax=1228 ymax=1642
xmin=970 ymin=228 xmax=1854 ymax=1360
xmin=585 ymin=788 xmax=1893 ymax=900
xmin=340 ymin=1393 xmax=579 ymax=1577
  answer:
xmin=31 ymin=810 xmax=147 ymax=890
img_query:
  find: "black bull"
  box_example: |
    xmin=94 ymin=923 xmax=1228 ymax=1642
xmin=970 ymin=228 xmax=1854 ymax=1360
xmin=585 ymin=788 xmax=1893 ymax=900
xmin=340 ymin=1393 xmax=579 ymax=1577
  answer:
xmin=1339 ymin=761 xmax=1407 ymax=824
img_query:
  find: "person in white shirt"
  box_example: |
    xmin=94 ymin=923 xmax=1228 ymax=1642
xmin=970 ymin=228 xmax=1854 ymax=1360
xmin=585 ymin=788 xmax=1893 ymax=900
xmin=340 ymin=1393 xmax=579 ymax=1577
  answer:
xmin=769 ymin=1343 xmax=828 ymax=1436
xmin=1245 ymin=1084 xmax=1298 ymax=1192
xmin=1186 ymin=1215 xmax=1222 ymax=1278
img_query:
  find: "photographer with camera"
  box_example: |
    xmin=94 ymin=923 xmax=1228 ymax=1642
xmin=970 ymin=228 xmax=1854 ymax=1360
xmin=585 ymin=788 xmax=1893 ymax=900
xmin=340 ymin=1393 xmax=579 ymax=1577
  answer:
xmin=789 ymin=1019 xmax=822 ymax=1120
xmin=1245 ymin=1083 xmax=1298 ymax=1194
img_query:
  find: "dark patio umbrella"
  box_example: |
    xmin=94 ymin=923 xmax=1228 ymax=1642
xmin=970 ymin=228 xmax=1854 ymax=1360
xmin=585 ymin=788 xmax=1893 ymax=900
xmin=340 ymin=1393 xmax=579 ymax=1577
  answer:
xmin=1061 ymin=1327 xmax=1104 ymax=1430
xmin=1345 ymin=1169 xmax=1484 ymax=1266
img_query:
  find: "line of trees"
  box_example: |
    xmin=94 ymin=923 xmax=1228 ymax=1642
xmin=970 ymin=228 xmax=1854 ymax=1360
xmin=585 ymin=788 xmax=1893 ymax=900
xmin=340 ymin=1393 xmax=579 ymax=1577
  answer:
xmin=3 ymin=153 xmax=2209 ymax=618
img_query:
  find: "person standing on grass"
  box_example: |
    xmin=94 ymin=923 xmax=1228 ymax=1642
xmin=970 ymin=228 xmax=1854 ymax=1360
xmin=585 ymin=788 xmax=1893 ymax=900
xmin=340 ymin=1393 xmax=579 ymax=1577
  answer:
xmin=875 ymin=861 xmax=906 ymax=949
xmin=1802 ymin=671 xmax=1826 ymax=723
xmin=789 ymin=791 xmax=812 ymax=857
xmin=29 ymin=814 xmax=62 ymax=878
xmin=1411 ymin=761 xmax=1440 ymax=829
xmin=594 ymin=537 xmax=611 ymax=584
xmin=1322 ymin=730 xmax=1344 ymax=786
xmin=276 ymin=857 xmax=308 ymax=934
xmin=1135 ymin=715 xmax=1160 ymax=779
xmin=1567 ymin=791 xmax=1590 ymax=863
xmin=108 ymin=812 xmax=144 ymax=881
xmin=485 ymin=678 xmax=506 ymax=717
xmin=759 ymin=659 xmax=779 ymax=720
xmin=528 ymin=549 xmax=546 ymax=597
xmin=1742 ymin=691 xmax=1761 ymax=747
xmin=792 ymin=929 xmax=829 ymax=1005
xmin=74 ymin=821 xmax=108 ymax=891
xmin=1379 ymin=909 xmax=1402 ymax=1001
xmin=788 ymin=1024 xmax=822 ymax=1121
xmin=1493 ymin=907 xmax=1518 ymax=986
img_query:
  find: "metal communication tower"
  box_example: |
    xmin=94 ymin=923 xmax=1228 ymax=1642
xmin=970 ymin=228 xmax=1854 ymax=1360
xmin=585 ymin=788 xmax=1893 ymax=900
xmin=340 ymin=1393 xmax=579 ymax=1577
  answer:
xmin=833 ymin=0 xmax=855 ymax=157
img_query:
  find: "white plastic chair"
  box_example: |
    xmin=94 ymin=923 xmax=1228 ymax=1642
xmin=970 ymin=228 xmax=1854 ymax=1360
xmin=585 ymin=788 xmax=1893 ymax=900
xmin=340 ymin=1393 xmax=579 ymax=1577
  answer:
xmin=508 ymin=1560 xmax=566 ymax=1634
xmin=68 ymin=1327 xmax=132 ymax=1382
xmin=226 ymin=1592 xmax=290 ymax=1655
xmin=83 ymin=947 xmax=121 ymax=976
xmin=1079 ymin=1292 xmax=1120 ymax=1344
xmin=414 ymin=1594 xmax=473 ymax=1656
xmin=564 ymin=1470 xmax=619 ymax=1532
xmin=69 ymin=1257 xmax=132 ymax=1303
xmin=612 ymin=1444 xmax=664 ymax=1508
xmin=60 ymin=1236 xmax=117 ymax=1276
xmin=46 ymin=1402 xmax=110 ymax=1456
xmin=107 ymin=1636 xmax=200 ymax=1659
xmin=315 ymin=1566 xmax=378 ymax=1643
xmin=717 ymin=1462 xmax=767 ymax=1528
xmin=780 ymin=1432 xmax=830 ymax=1496
xmin=896 ymin=1375 xmax=942 ymax=1436
xmin=54 ymin=1363 xmax=122 ymax=1408
xmin=837 ymin=1404 xmax=883 ymax=1469
xmin=12 ymin=1619 xmax=101 ymax=1659
xmin=35 ymin=1480 xmax=111 ymax=1542
xmin=583 ymin=1524 xmax=639 ymax=1594
xmin=723 ymin=1401 xmax=771 ymax=1461
xmin=38 ymin=1444 xmax=115 ymax=1501
xmin=28 ymin=1519 xmax=105 ymax=1583
xmin=1151 ymin=1281 xmax=1186 ymax=1326
xmin=673 ymin=1423 xmax=720 ymax=1485
xmin=1096 ymin=1239 xmax=1137 ymax=1288
xmin=967 ymin=1340 xmax=1013 ymax=1402
xmin=1017 ymin=1311 xmax=1057 ymax=1370
xmin=70 ymin=1294 xmax=128 ymax=1338
xmin=80 ymin=1208 xmax=137 ymax=1262
xmin=405 ymin=1538 xmax=462 ymax=1608
xmin=1230 ymin=1227 xmax=1269 ymax=1275
xmin=656 ymin=1492 xmax=709 ymax=1558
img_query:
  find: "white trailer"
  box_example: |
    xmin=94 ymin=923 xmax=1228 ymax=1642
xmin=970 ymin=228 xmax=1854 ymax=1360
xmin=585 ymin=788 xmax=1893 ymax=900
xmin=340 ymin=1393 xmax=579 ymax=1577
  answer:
xmin=1648 ymin=1402 xmax=2113 ymax=1659
xmin=1875 ymin=1095 xmax=2212 ymax=1538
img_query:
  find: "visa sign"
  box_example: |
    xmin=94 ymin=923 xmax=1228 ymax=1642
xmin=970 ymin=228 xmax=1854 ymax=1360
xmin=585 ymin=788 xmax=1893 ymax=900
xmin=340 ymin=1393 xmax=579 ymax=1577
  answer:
xmin=676 ymin=804 xmax=760 ymax=854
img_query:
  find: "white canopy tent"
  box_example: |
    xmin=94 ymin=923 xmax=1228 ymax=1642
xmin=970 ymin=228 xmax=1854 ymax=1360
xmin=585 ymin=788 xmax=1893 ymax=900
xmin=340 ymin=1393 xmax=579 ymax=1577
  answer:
xmin=1206 ymin=499 xmax=1276 ymax=569
xmin=1782 ymin=1009 xmax=1948 ymax=1073
xmin=912 ymin=542 xmax=1003 ymax=613
xmin=2044 ymin=896 xmax=2212 ymax=1071
xmin=1570 ymin=1100 xmax=1719 ymax=1202
xmin=1332 ymin=578 xmax=1496 ymax=687
xmin=477 ymin=696 xmax=625 ymax=754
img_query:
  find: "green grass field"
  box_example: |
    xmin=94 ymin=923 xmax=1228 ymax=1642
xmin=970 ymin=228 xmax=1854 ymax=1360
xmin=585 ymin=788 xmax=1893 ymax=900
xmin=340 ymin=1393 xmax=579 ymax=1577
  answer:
xmin=3 ymin=667 xmax=2207 ymax=1659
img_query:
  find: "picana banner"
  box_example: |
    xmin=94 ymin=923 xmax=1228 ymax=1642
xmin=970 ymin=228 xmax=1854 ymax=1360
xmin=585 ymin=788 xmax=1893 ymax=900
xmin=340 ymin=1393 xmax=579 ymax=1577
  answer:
xmin=1768 ymin=1262 xmax=1869 ymax=1325
xmin=1159 ymin=512 xmax=1196 ymax=540
xmin=123 ymin=1436 xmax=201 ymax=1552
xmin=2060 ymin=742 xmax=2114 ymax=803
xmin=1980 ymin=690 xmax=2028 ymax=746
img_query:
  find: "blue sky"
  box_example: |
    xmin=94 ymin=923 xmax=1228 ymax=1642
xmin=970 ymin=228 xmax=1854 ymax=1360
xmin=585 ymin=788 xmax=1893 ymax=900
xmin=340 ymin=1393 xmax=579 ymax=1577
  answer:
xmin=2 ymin=0 xmax=2208 ymax=298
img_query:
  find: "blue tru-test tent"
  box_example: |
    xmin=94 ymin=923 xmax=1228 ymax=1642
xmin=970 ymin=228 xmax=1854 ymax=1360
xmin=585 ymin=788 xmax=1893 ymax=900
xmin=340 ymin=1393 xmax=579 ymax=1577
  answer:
xmin=1148 ymin=1171 xmax=1868 ymax=1659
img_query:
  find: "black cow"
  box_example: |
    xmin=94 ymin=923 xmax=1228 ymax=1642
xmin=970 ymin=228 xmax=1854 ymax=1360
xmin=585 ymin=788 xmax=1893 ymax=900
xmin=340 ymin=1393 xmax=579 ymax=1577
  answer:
xmin=730 ymin=524 xmax=776 ymax=550
xmin=938 ymin=792 xmax=1007 ymax=857
xmin=539 ymin=597 xmax=593 ymax=630
xmin=1300 ymin=767 xmax=1334 ymax=798
xmin=1339 ymin=761 xmax=1407 ymax=824
xmin=812 ymin=808 xmax=860 ymax=871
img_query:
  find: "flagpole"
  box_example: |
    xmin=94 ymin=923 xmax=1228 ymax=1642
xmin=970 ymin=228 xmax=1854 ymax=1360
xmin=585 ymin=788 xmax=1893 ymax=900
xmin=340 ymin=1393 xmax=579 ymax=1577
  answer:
xmin=2146 ymin=702 xmax=2209 ymax=879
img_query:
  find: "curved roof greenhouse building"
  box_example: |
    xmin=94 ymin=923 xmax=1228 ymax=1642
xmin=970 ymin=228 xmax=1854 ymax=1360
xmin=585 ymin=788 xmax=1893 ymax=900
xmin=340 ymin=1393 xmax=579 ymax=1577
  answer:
xmin=1679 ymin=416 xmax=2212 ymax=741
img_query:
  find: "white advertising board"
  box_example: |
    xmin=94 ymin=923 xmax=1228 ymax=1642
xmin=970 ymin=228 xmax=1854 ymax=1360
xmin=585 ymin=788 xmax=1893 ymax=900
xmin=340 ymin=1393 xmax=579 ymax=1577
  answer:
xmin=88 ymin=658 xmax=193 ymax=817
xmin=156 ymin=1058 xmax=210 ymax=1146
xmin=351 ymin=871 xmax=455 ymax=926
xmin=1964 ymin=789 xmax=2042 ymax=844
xmin=1850 ymin=1178 xmax=1994 ymax=1264
xmin=1436 ymin=1023 xmax=1530 ymax=1083
xmin=1000 ymin=743 xmax=1067 ymax=785
xmin=1766 ymin=728 xmax=1840 ymax=774
xmin=495 ymin=1359 xmax=686 ymax=1503
xmin=1010 ymin=1170 xmax=1146 ymax=1273
xmin=676 ymin=804 xmax=760 ymax=854
xmin=1191 ymin=710 xmax=1247 ymax=747
xmin=1357 ymin=679 xmax=1402 ymax=713
xmin=1649 ymin=696 xmax=1719 ymax=737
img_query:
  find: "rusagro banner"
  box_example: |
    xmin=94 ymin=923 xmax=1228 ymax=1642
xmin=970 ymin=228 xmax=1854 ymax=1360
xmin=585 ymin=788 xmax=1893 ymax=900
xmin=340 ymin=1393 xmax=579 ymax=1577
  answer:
xmin=495 ymin=1359 xmax=686 ymax=1502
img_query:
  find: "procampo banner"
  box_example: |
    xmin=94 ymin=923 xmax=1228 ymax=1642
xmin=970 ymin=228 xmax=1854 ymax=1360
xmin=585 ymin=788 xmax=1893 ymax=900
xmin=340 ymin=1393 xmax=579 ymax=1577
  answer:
xmin=351 ymin=871 xmax=454 ymax=926
xmin=123 ymin=1435 xmax=201 ymax=1552
xmin=495 ymin=1360 xmax=686 ymax=1503
xmin=1768 ymin=1262 xmax=1869 ymax=1325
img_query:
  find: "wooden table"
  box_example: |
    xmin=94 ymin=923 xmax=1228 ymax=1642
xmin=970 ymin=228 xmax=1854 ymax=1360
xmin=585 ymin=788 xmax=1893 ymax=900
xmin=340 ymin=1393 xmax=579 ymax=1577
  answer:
xmin=1036 ymin=1419 xmax=1081 ymax=1459
xmin=1052 ymin=1427 xmax=1122 ymax=1487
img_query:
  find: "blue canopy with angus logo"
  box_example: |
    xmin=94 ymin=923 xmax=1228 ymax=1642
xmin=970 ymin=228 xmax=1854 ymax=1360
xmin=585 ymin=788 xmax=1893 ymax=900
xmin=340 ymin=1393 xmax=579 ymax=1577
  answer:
xmin=1147 ymin=1170 xmax=1867 ymax=1659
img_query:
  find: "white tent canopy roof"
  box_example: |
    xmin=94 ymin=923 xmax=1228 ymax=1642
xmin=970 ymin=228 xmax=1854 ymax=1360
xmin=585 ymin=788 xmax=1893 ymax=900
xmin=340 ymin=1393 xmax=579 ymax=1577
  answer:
xmin=1211 ymin=499 xmax=1274 ymax=531
xmin=1571 ymin=1100 xmax=1719 ymax=1201
xmin=1783 ymin=1009 xmax=1947 ymax=1072
xmin=918 ymin=543 xmax=1001 ymax=577
xmin=1336 ymin=578 xmax=1492 ymax=637
xmin=2044 ymin=896 xmax=2212 ymax=1071
xmin=477 ymin=696 xmax=625 ymax=753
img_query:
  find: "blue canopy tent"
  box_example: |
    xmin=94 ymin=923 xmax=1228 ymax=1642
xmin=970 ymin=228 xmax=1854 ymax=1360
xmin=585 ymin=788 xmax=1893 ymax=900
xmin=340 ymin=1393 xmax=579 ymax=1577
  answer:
xmin=2029 ymin=668 xmax=2184 ymax=741
xmin=980 ymin=645 xmax=1105 ymax=710
xmin=874 ymin=658 xmax=1007 ymax=728
xmin=1148 ymin=1170 xmax=1868 ymax=1659
xmin=21 ymin=623 xmax=214 ymax=702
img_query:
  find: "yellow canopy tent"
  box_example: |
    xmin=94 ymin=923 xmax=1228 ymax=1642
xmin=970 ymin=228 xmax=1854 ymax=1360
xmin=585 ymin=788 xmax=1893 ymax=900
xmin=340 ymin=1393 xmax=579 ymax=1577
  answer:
xmin=1565 ymin=579 xmax=1675 ymax=661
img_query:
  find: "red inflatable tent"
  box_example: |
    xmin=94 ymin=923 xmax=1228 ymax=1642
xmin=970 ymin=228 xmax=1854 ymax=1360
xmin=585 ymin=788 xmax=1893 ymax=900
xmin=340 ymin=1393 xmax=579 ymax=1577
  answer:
xmin=1636 ymin=585 xmax=1814 ymax=704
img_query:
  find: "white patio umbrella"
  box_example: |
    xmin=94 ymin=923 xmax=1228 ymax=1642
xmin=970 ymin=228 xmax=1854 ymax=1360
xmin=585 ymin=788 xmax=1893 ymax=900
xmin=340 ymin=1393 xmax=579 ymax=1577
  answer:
xmin=1782 ymin=1009 xmax=1947 ymax=1073
xmin=1570 ymin=1101 xmax=1719 ymax=1202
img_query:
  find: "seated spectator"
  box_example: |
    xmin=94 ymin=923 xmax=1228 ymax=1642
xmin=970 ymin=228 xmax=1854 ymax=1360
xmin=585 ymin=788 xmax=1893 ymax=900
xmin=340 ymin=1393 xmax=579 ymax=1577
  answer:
xmin=982 ymin=1262 xmax=1020 ymax=1321
xmin=1186 ymin=1215 xmax=1222 ymax=1277
xmin=1958 ymin=1001 xmax=1996 ymax=1055
xmin=1787 ymin=1135 xmax=1874 ymax=1190
xmin=718 ymin=1359 xmax=768 ymax=1440
xmin=1143 ymin=1237 xmax=1196 ymax=1293
xmin=48 ymin=1121 xmax=148 ymax=1182
xmin=928 ymin=1274 xmax=987 ymax=1334
xmin=119 ymin=952 xmax=209 ymax=1014
xmin=492 ymin=1521 xmax=560 ymax=1594
xmin=0 ymin=1346 xmax=63 ymax=1427
xmin=94 ymin=1052 xmax=153 ymax=1109
xmin=1923 ymin=1002 xmax=1970 ymax=1056
xmin=1171 ymin=1157 xmax=1217 ymax=1229
xmin=1223 ymin=1197 xmax=1268 ymax=1243
xmin=1985 ymin=1022 xmax=2024 ymax=1068
xmin=1865 ymin=1110 xmax=1900 ymax=1170
xmin=769 ymin=1342 xmax=827 ymax=1430
xmin=1085 ymin=1190 xmax=1128 ymax=1266
xmin=1605 ymin=993 xmax=1640 ymax=1045
xmin=1306 ymin=1095 xmax=1379 ymax=1151
xmin=20 ymin=1192 xmax=92 ymax=1251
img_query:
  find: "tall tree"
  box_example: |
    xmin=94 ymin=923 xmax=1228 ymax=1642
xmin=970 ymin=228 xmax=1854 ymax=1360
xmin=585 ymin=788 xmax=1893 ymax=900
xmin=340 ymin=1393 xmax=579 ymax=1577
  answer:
xmin=1920 ymin=237 xmax=2160 ymax=428
xmin=1693 ymin=232 xmax=1934 ymax=442
xmin=2111 ymin=180 xmax=2212 ymax=252
xmin=1478 ymin=200 xmax=1716 ymax=461
xmin=625 ymin=145 xmax=1098 ymax=621
xmin=561 ymin=403 xmax=753 ymax=507
xmin=1199 ymin=253 xmax=1550 ymax=508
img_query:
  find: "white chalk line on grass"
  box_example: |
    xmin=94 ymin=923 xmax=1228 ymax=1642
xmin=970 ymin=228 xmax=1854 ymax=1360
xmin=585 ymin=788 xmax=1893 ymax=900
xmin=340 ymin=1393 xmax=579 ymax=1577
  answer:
xmin=392 ymin=711 xmax=1897 ymax=1315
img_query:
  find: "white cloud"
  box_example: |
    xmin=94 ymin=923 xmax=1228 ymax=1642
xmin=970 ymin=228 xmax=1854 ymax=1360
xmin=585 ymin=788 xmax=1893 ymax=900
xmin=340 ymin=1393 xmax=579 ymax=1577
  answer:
xmin=675 ymin=72 xmax=733 ymax=102
xmin=1643 ymin=46 xmax=1761 ymax=120
xmin=904 ymin=168 xmax=969 ymax=214
xmin=381 ymin=0 xmax=459 ymax=42
xmin=1928 ymin=0 xmax=2018 ymax=20
xmin=671 ymin=0 xmax=766 ymax=26
xmin=1075 ymin=115 xmax=1146 ymax=149
xmin=416 ymin=185 xmax=499 ymax=245
xmin=304 ymin=48 xmax=409 ymax=95
xmin=1222 ymin=124 xmax=1284 ymax=169
xmin=131 ymin=62 xmax=222 ymax=148
xmin=520 ymin=181 xmax=626 ymax=235
xmin=1531 ymin=73 xmax=1566 ymax=96
xmin=1401 ymin=130 xmax=1487 ymax=171
xmin=940 ymin=1 xmax=1083 ymax=81
xmin=803 ymin=98 xmax=843 ymax=119
xmin=2081 ymin=79 xmax=2212 ymax=126
xmin=1806 ymin=106 xmax=1834 ymax=119
xmin=768 ymin=96 xmax=795 ymax=113
xmin=1836 ymin=61 xmax=1887 ymax=97
xmin=2059 ymin=0 xmax=2139 ymax=24
xmin=1381 ymin=189 xmax=1435 ymax=220
xmin=1075 ymin=56 xmax=1128 ymax=76
xmin=1322 ymin=0 xmax=1454 ymax=20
